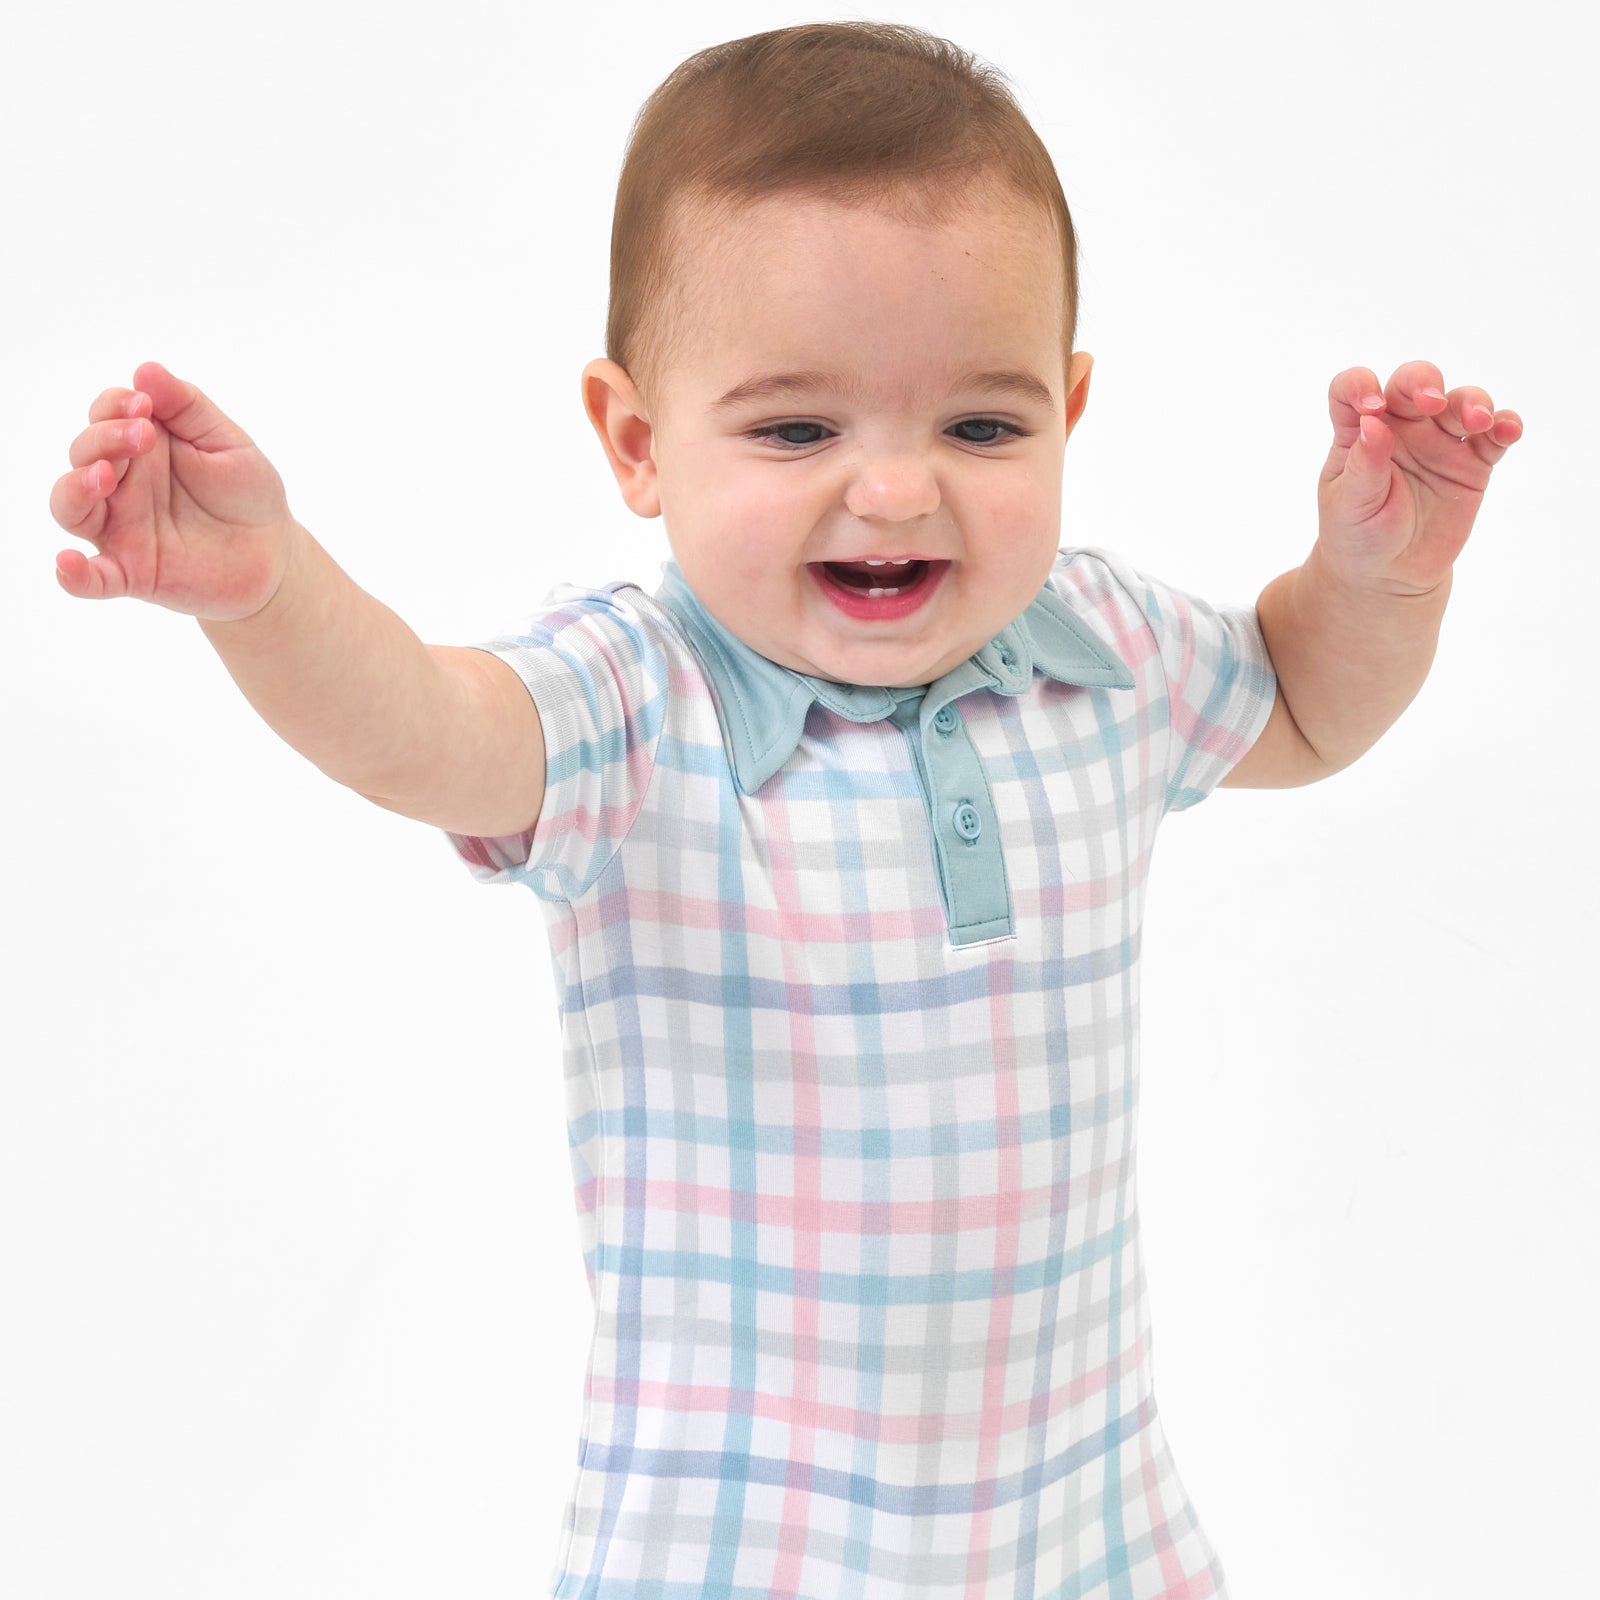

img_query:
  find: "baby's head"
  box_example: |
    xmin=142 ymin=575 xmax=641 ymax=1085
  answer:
xmin=582 ymin=22 xmax=1091 ymax=689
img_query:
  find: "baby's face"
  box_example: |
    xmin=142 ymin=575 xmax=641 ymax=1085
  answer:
xmin=584 ymin=189 xmax=1091 ymax=688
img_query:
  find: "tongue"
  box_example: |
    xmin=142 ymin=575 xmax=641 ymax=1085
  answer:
xmin=827 ymin=560 xmax=922 ymax=590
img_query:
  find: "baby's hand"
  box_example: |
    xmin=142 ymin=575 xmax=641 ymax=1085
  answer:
xmin=1315 ymin=360 xmax=1524 ymax=599
xmin=50 ymin=362 xmax=297 ymax=621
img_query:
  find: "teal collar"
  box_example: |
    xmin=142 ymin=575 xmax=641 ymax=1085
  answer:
xmin=650 ymin=560 xmax=1136 ymax=794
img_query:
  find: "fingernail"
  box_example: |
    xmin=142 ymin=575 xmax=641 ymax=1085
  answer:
xmin=1361 ymin=394 xmax=1385 ymax=410
xmin=1420 ymin=386 xmax=1446 ymax=401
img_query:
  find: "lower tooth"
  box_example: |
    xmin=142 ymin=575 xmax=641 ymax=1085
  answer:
xmin=868 ymin=587 xmax=901 ymax=598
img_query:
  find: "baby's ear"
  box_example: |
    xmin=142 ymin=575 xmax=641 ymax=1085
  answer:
xmin=581 ymin=359 xmax=661 ymax=518
xmin=1063 ymin=350 xmax=1094 ymax=442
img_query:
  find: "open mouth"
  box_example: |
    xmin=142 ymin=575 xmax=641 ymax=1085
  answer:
xmin=818 ymin=558 xmax=931 ymax=596
xmin=811 ymin=558 xmax=948 ymax=621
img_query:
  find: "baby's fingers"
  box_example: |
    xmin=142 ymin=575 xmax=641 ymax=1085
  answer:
xmin=49 ymin=451 xmax=133 ymax=596
xmin=49 ymin=456 xmax=109 ymax=537
xmin=51 ymin=413 xmax=151 ymax=531
xmin=1327 ymin=367 xmax=1387 ymax=441
xmin=54 ymin=542 xmax=132 ymax=600
xmin=87 ymin=386 xmax=150 ymax=425
xmin=68 ymin=414 xmax=151 ymax=475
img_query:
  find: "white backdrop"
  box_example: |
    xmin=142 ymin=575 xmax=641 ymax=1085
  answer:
xmin=4 ymin=2 xmax=1592 ymax=1596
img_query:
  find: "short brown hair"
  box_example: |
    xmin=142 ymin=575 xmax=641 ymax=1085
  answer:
xmin=606 ymin=21 xmax=1080 ymax=412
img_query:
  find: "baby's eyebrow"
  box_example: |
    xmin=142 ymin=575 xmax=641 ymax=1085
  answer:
xmin=711 ymin=368 xmax=1056 ymax=414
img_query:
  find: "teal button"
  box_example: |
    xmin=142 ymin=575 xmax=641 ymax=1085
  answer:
xmin=952 ymin=800 xmax=982 ymax=842
xmin=933 ymin=705 xmax=959 ymax=735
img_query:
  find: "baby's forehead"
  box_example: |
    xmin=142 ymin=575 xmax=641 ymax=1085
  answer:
xmin=666 ymin=189 xmax=1061 ymax=316
xmin=680 ymin=184 xmax=1045 ymax=251
xmin=642 ymin=185 xmax=1067 ymax=401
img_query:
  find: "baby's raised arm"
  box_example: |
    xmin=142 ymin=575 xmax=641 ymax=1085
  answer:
xmin=49 ymin=363 xmax=546 ymax=839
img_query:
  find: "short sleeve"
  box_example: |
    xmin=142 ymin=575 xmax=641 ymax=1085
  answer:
xmin=441 ymin=581 xmax=670 ymax=899
xmin=1068 ymin=546 xmax=1278 ymax=814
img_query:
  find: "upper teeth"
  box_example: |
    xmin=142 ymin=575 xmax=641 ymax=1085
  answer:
xmin=863 ymin=558 xmax=913 ymax=567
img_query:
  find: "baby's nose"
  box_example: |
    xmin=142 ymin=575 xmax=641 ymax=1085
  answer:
xmin=841 ymin=450 xmax=941 ymax=521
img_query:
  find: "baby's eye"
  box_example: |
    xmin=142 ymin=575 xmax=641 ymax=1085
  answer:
xmin=952 ymin=418 xmax=1025 ymax=445
xmin=748 ymin=422 xmax=831 ymax=450
xmin=745 ymin=416 xmax=1030 ymax=454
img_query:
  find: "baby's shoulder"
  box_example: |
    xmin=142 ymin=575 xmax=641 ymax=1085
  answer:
xmin=485 ymin=575 xmax=685 ymax=653
xmin=1049 ymin=543 xmax=1152 ymax=608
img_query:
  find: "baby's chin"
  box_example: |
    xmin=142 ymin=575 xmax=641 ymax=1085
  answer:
xmin=776 ymin=631 xmax=986 ymax=689
xmin=697 ymin=569 xmax=998 ymax=686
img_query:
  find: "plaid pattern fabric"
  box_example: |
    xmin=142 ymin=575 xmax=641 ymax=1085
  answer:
xmin=445 ymin=546 xmax=1276 ymax=1599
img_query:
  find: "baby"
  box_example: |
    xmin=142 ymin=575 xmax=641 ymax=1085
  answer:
xmin=50 ymin=20 xmax=1521 ymax=1600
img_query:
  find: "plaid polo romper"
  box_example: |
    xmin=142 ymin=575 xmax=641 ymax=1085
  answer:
xmin=444 ymin=545 xmax=1277 ymax=1600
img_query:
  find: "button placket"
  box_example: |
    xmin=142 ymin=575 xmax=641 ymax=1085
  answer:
xmin=908 ymin=695 xmax=1013 ymax=944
